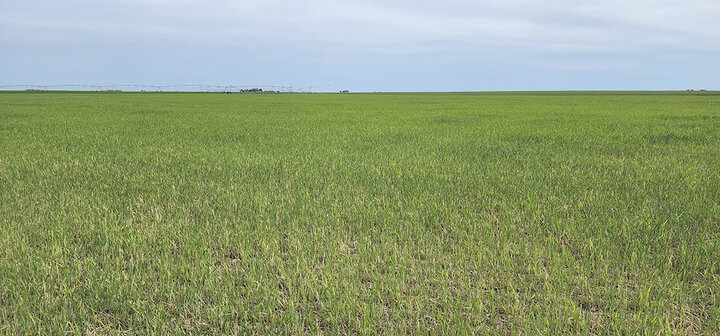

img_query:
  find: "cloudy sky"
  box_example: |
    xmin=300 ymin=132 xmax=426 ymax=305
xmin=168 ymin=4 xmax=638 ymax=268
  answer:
xmin=1 ymin=0 xmax=719 ymax=91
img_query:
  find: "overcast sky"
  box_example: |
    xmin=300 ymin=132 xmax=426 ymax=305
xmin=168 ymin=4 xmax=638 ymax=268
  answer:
xmin=1 ymin=0 xmax=719 ymax=91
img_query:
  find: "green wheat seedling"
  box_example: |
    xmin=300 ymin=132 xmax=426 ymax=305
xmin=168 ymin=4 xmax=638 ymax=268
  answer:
xmin=0 ymin=91 xmax=718 ymax=334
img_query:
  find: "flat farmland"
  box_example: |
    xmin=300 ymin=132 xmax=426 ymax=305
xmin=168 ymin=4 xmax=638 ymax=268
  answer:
xmin=1 ymin=91 xmax=719 ymax=334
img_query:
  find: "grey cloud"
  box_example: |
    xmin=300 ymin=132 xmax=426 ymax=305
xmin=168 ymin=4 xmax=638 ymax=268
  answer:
xmin=1 ymin=0 xmax=718 ymax=90
xmin=3 ymin=0 xmax=719 ymax=52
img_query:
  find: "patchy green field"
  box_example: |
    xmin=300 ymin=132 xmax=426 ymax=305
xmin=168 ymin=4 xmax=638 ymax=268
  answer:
xmin=1 ymin=91 xmax=719 ymax=334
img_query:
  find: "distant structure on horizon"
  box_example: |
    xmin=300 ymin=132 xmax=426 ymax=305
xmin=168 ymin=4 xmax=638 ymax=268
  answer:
xmin=1 ymin=84 xmax=297 ymax=93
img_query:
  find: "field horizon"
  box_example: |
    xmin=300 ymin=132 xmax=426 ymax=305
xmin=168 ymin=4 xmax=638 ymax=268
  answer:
xmin=2 ymin=90 xmax=719 ymax=94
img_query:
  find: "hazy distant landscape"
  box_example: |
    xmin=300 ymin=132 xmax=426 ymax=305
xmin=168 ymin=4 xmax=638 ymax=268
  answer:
xmin=1 ymin=91 xmax=718 ymax=334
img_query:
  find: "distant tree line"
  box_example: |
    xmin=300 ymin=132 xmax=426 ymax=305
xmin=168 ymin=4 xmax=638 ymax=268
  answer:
xmin=223 ymin=88 xmax=281 ymax=94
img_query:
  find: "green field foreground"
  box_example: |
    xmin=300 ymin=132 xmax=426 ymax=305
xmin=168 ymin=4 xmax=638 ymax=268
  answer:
xmin=1 ymin=91 xmax=719 ymax=334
